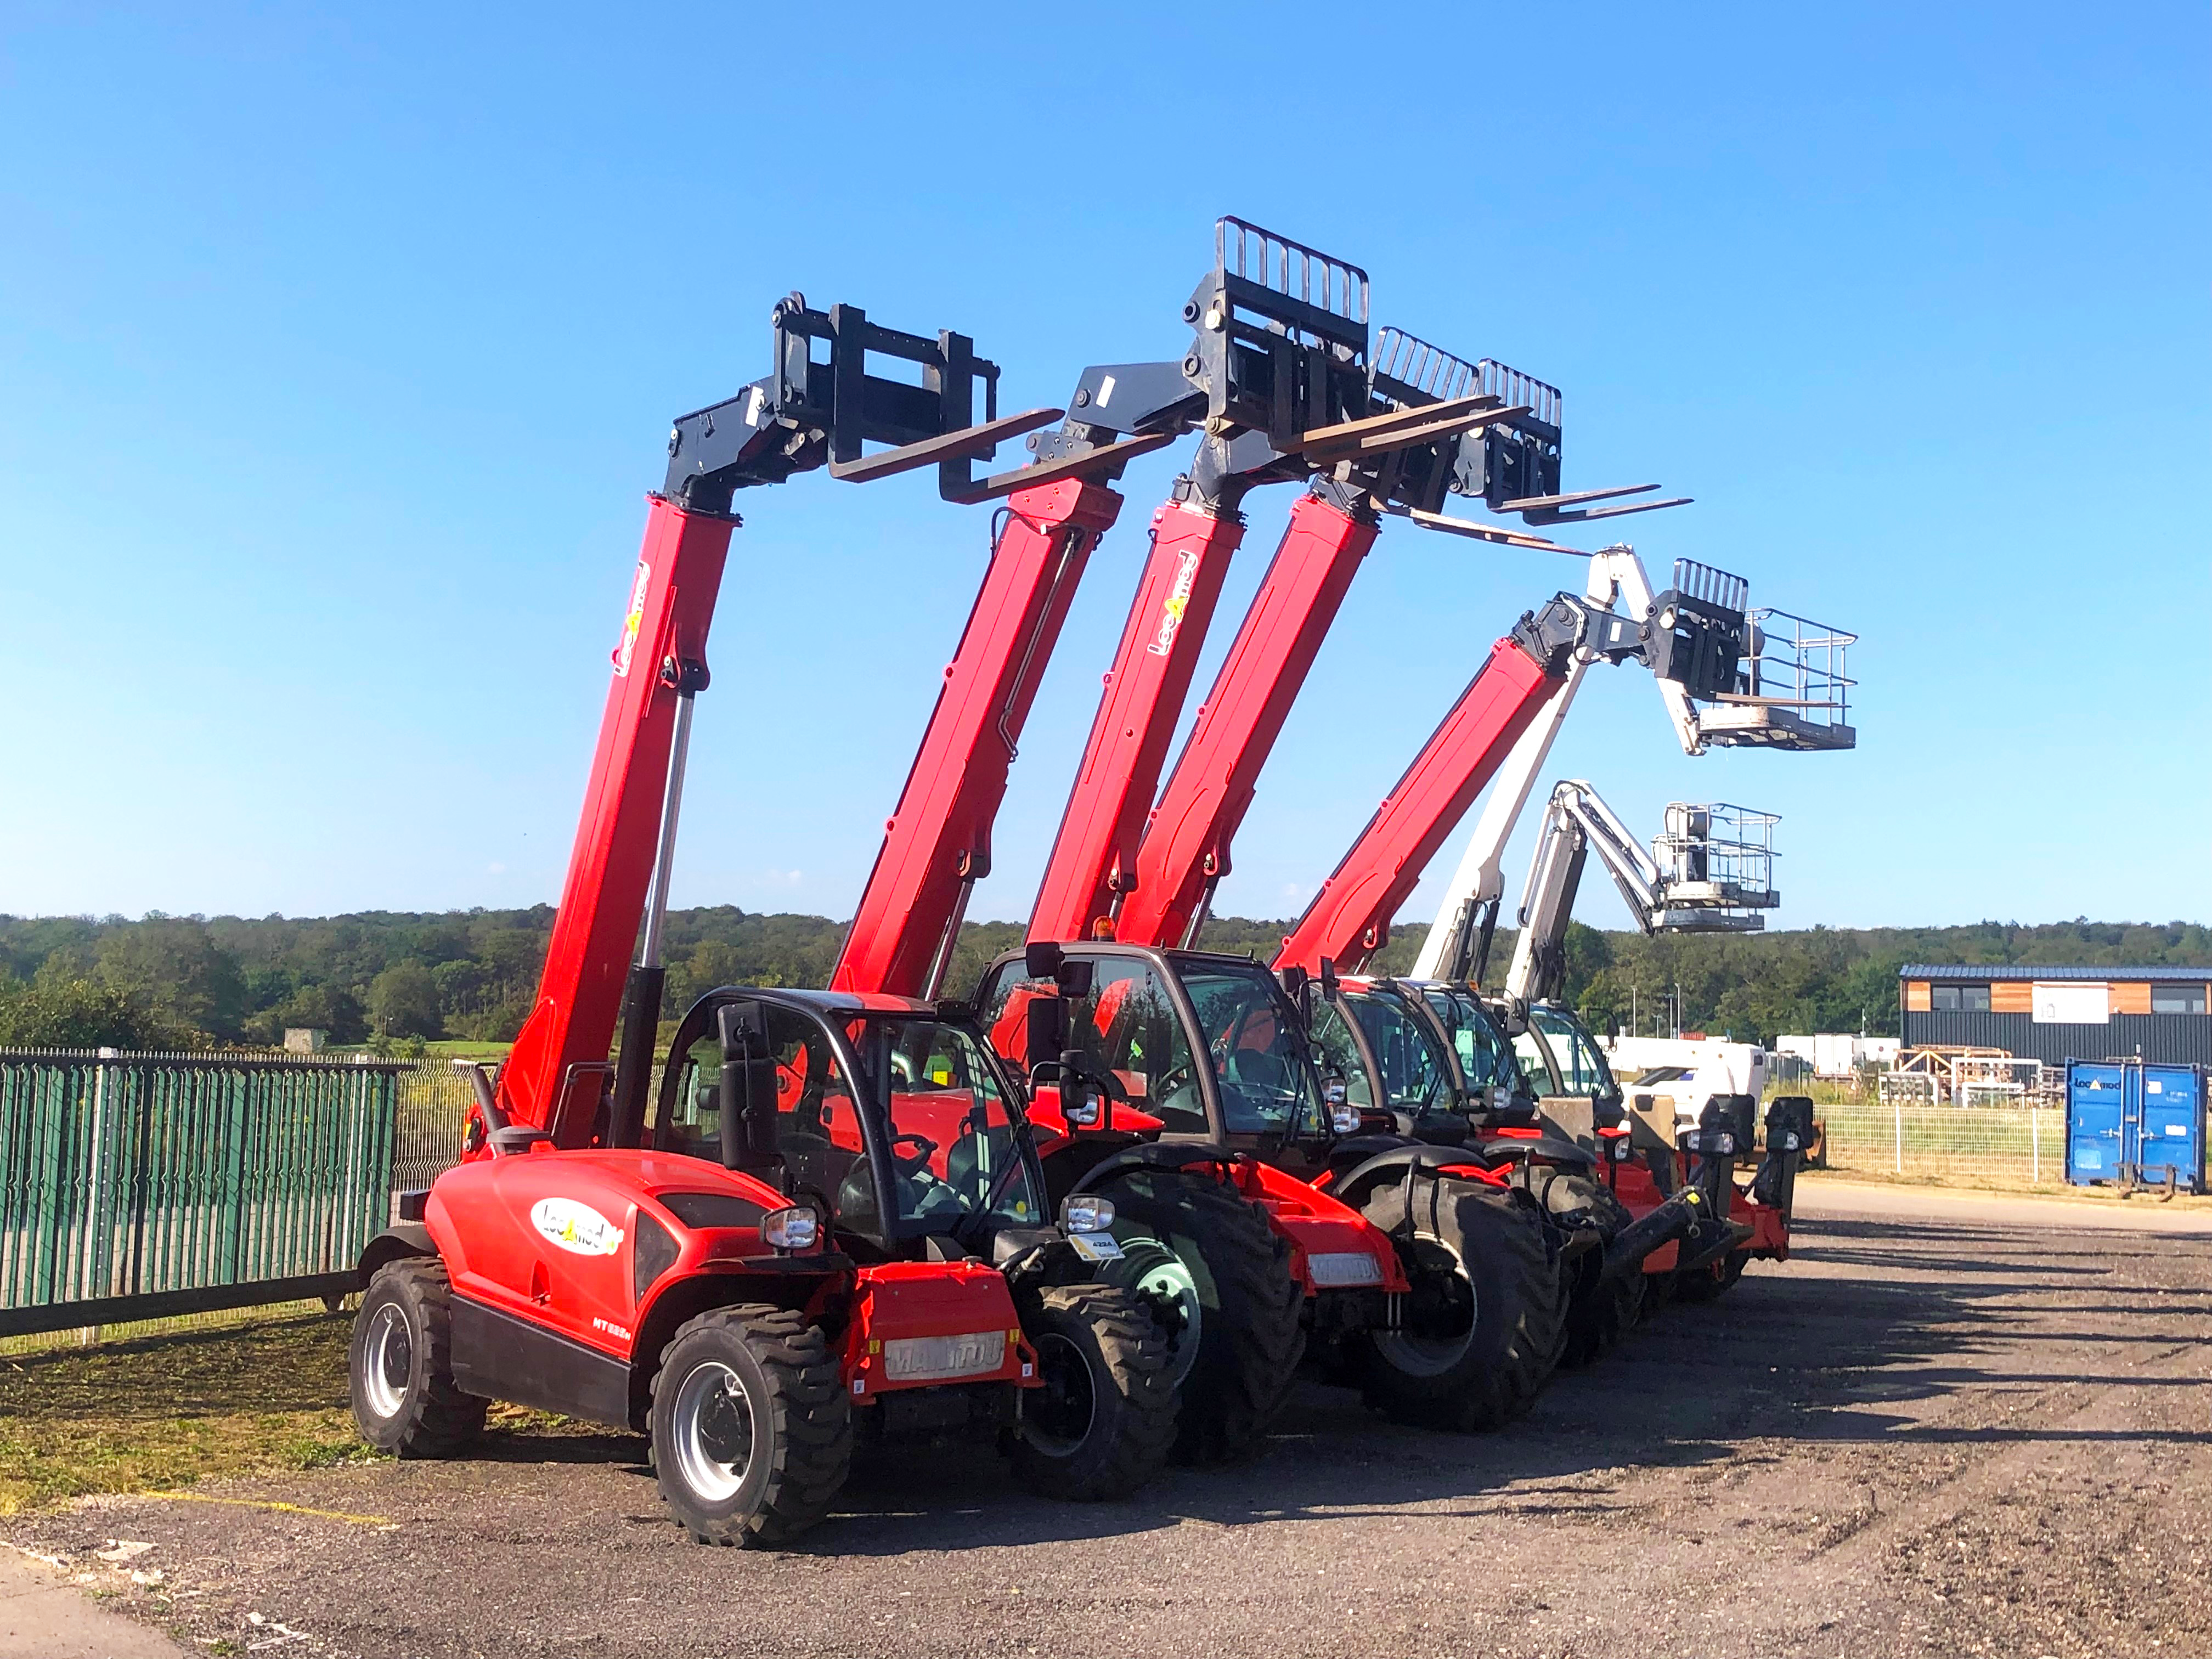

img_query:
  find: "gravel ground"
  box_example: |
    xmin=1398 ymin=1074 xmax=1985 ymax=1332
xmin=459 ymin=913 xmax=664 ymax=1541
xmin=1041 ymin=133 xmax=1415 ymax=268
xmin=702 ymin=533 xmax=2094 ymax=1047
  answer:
xmin=8 ymin=1178 xmax=2210 ymax=1659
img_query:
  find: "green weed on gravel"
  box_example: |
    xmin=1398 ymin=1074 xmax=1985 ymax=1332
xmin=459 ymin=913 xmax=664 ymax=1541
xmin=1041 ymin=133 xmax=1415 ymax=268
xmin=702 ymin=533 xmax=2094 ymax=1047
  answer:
xmin=0 ymin=1310 xmax=597 ymax=1514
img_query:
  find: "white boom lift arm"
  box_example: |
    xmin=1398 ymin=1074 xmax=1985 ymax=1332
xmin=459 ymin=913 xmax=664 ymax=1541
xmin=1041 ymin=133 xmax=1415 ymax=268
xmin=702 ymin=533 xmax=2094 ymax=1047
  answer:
xmin=1502 ymin=782 xmax=1779 ymax=1006
xmin=1410 ymin=543 xmax=1852 ymax=984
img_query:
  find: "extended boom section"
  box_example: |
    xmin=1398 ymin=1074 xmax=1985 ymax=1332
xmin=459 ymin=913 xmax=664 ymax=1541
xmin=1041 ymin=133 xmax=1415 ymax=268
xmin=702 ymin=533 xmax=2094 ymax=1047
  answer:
xmin=1025 ymin=224 xmax=1502 ymax=951
xmin=1026 ymin=500 xmax=1248 ymax=944
xmin=494 ymin=295 xmax=1055 ymax=1143
xmin=500 ymin=503 xmax=734 ymax=1142
xmin=1116 ymin=489 xmax=1380 ymax=949
xmin=1272 ymin=629 xmax=1567 ymax=976
xmin=830 ymin=476 xmax=1126 ymax=998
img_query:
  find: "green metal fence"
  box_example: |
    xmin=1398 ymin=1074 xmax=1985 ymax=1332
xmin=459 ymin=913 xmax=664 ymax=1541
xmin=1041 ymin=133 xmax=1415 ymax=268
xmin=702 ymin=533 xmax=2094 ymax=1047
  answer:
xmin=0 ymin=1049 xmax=400 ymax=1338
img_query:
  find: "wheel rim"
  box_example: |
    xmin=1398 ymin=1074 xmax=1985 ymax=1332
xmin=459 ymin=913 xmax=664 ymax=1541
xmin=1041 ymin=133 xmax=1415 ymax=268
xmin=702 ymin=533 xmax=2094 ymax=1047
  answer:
xmin=671 ymin=1361 xmax=757 ymax=1503
xmin=1115 ymin=1237 xmax=1203 ymax=1389
xmin=1372 ymin=1233 xmax=1477 ymax=1379
xmin=360 ymin=1303 xmax=413 ymax=1420
xmin=1023 ymin=1331 xmax=1098 ymax=1456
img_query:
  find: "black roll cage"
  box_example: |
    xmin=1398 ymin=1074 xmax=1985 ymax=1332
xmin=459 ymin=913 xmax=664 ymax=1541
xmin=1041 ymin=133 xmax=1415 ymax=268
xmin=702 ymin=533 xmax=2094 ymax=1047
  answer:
xmin=976 ymin=943 xmax=1327 ymax=1154
xmin=1319 ymin=981 xmax=1464 ymax=1122
xmin=652 ymin=986 xmax=1051 ymax=1255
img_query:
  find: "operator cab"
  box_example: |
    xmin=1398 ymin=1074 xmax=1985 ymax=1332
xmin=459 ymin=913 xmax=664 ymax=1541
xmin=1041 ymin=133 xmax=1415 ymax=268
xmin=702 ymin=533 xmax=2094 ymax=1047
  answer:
xmin=1401 ymin=981 xmax=1537 ymax=1125
xmin=975 ymin=944 xmax=1325 ymax=1171
xmin=1481 ymin=998 xmax=1625 ymax=1149
xmin=1308 ymin=978 xmax=1466 ymax=1143
xmin=650 ymin=987 xmax=1050 ymax=1265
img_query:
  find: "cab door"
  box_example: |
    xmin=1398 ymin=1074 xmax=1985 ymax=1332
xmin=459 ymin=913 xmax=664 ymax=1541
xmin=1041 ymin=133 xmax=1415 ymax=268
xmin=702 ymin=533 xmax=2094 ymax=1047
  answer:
xmin=433 ymin=1153 xmax=638 ymax=1358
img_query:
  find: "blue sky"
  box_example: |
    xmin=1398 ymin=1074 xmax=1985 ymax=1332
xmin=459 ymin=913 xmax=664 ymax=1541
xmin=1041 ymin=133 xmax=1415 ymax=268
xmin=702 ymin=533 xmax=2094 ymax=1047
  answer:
xmin=2 ymin=2 xmax=2205 ymax=934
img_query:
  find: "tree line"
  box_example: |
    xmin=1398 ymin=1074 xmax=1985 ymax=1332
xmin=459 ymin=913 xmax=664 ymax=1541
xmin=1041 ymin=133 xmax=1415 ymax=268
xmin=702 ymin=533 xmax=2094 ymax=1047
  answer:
xmin=1 ymin=908 xmax=2206 ymax=1052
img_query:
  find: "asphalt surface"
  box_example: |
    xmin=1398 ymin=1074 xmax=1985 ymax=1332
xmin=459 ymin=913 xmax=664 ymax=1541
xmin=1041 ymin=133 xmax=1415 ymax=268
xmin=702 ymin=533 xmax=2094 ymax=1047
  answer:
xmin=8 ymin=1177 xmax=2211 ymax=1659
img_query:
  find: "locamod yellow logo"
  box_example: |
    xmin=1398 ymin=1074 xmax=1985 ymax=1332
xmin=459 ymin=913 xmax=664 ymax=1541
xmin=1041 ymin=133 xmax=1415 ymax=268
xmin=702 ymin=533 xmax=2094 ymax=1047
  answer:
xmin=612 ymin=561 xmax=651 ymax=677
xmin=530 ymin=1197 xmax=625 ymax=1257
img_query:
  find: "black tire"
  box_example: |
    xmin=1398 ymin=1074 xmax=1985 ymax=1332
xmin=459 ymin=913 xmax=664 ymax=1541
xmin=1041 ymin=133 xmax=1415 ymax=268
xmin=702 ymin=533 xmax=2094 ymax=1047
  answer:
xmin=1352 ymin=1177 xmax=1565 ymax=1432
xmin=1007 ymin=1281 xmax=1177 ymax=1500
xmin=1534 ymin=1169 xmax=1646 ymax=1368
xmin=349 ymin=1257 xmax=487 ymax=1457
xmin=1673 ymin=1248 xmax=1749 ymax=1304
xmin=1094 ymin=1170 xmax=1306 ymax=1464
xmin=648 ymin=1304 xmax=851 ymax=1547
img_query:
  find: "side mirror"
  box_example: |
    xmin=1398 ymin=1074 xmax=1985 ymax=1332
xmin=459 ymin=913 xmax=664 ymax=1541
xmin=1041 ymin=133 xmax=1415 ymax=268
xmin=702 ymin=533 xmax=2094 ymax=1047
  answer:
xmin=1058 ymin=1048 xmax=1111 ymax=1130
xmin=1024 ymin=940 xmax=1065 ymax=980
xmin=1025 ymin=993 xmax=1072 ymax=1074
xmin=1057 ymin=959 xmax=1094 ymax=998
xmin=1278 ymin=963 xmax=1313 ymax=1028
xmin=716 ymin=1003 xmax=780 ymax=1175
xmin=1318 ymin=956 xmax=1340 ymax=1002
xmin=1323 ymin=1076 xmax=1357 ymax=1135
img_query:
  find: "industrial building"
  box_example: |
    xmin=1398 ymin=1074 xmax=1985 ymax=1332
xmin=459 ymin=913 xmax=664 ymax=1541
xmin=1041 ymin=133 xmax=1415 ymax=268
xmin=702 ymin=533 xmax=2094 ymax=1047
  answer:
xmin=1899 ymin=964 xmax=2212 ymax=1067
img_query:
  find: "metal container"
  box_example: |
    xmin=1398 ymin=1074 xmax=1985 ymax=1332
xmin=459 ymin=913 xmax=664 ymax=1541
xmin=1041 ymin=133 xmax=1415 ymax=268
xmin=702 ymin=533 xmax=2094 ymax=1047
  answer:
xmin=2066 ymin=1060 xmax=2205 ymax=1194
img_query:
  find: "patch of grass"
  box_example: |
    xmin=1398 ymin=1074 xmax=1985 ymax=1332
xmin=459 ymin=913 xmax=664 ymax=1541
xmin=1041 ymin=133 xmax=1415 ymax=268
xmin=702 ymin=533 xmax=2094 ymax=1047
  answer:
xmin=0 ymin=1310 xmax=590 ymax=1515
xmin=0 ymin=1312 xmax=364 ymax=1515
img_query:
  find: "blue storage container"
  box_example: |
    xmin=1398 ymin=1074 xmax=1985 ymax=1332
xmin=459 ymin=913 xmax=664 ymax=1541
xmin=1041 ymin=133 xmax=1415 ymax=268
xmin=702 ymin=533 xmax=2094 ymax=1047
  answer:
xmin=2066 ymin=1059 xmax=2205 ymax=1193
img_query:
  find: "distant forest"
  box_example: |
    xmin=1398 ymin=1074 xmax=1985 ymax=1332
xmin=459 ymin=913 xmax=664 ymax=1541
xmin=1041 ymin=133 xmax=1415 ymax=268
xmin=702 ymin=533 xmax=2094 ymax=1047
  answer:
xmin=2 ymin=907 xmax=2209 ymax=1053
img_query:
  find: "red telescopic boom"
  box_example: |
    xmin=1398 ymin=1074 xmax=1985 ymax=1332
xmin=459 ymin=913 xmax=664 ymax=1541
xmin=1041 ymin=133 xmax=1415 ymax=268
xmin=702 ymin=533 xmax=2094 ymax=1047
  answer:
xmin=1272 ymin=630 xmax=1566 ymax=977
xmin=483 ymin=296 xmax=1058 ymax=1147
xmin=830 ymin=477 xmax=1125 ymax=998
xmin=1025 ymin=500 xmax=1245 ymax=945
xmin=1112 ymin=490 xmax=1378 ymax=949
xmin=499 ymin=498 xmax=733 ymax=1140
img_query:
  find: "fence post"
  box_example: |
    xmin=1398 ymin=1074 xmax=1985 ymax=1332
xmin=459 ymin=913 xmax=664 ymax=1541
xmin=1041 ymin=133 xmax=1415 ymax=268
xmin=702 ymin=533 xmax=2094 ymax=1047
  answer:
xmin=2031 ymin=1107 xmax=2041 ymax=1184
xmin=1894 ymin=1097 xmax=1904 ymax=1175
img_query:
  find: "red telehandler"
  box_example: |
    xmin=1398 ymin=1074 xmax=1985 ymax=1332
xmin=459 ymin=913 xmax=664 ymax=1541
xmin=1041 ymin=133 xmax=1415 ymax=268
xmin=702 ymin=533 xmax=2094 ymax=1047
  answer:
xmin=825 ymin=221 xmax=1519 ymax=1458
xmin=344 ymin=297 xmax=1187 ymax=1548
xmin=1275 ymin=524 xmax=1854 ymax=1345
xmin=956 ymin=328 xmax=1708 ymax=1441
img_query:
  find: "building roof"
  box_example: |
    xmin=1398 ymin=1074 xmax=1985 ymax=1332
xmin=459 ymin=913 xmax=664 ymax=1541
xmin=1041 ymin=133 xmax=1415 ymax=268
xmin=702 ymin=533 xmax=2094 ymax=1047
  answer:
xmin=1899 ymin=963 xmax=2212 ymax=983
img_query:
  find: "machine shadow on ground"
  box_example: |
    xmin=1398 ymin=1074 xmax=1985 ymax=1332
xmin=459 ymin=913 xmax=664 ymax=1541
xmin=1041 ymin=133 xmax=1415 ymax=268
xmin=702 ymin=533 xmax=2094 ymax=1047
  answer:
xmin=637 ymin=1209 xmax=2151 ymax=1557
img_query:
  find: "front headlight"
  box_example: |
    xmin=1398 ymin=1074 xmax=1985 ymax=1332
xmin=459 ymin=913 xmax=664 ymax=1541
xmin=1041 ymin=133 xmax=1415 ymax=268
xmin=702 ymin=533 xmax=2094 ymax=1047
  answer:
xmin=761 ymin=1205 xmax=820 ymax=1252
xmin=1060 ymin=1194 xmax=1115 ymax=1234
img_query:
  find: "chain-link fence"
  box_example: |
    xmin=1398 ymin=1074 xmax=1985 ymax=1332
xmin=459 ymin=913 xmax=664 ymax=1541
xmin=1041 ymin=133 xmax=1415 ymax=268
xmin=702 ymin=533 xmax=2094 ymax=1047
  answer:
xmin=392 ymin=1059 xmax=473 ymax=1198
xmin=1811 ymin=1098 xmax=2066 ymax=1189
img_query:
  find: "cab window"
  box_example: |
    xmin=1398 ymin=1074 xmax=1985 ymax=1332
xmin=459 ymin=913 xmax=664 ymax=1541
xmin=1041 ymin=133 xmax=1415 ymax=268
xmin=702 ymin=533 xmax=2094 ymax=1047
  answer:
xmin=979 ymin=957 xmax=1205 ymax=1133
xmin=840 ymin=1017 xmax=1044 ymax=1231
xmin=659 ymin=1003 xmax=875 ymax=1236
xmin=1346 ymin=993 xmax=1451 ymax=1114
xmin=1530 ymin=1006 xmax=1615 ymax=1099
xmin=1309 ymin=1003 xmax=1375 ymax=1109
xmin=1180 ymin=965 xmax=1319 ymax=1137
xmin=1421 ymin=990 xmax=1516 ymax=1092
xmin=1511 ymin=1028 xmax=1560 ymax=1097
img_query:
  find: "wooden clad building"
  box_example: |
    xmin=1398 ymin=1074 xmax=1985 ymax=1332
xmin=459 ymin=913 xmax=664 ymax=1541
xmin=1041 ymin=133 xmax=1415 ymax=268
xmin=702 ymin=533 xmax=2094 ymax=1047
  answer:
xmin=1899 ymin=964 xmax=2212 ymax=1066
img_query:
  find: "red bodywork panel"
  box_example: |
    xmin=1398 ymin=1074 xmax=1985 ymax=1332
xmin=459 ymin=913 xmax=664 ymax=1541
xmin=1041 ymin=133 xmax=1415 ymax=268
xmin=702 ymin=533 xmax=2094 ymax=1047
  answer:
xmin=498 ymin=497 xmax=735 ymax=1138
xmin=1226 ymin=1157 xmax=1412 ymax=1295
xmin=843 ymin=1260 xmax=1036 ymax=1399
xmin=1274 ymin=635 xmax=1562 ymax=975
xmin=1116 ymin=493 xmax=1378 ymax=950
xmin=427 ymin=1147 xmax=1036 ymax=1396
xmin=1601 ymin=1151 xmax=1791 ymax=1271
xmin=1604 ymin=1158 xmax=1681 ymax=1274
xmin=832 ymin=478 xmax=1125 ymax=997
xmin=1028 ymin=501 xmax=1245 ymax=944
xmin=1737 ymin=1188 xmax=1790 ymax=1258
xmin=426 ymin=1150 xmax=800 ymax=1362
